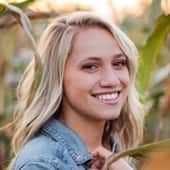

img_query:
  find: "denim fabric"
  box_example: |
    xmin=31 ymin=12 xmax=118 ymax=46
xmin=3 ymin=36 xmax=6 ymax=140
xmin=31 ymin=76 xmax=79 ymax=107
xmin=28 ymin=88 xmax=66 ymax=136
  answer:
xmin=12 ymin=118 xmax=92 ymax=170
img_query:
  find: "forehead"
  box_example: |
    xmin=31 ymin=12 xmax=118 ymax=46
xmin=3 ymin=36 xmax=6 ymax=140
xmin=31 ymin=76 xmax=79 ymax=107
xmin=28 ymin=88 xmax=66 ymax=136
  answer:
xmin=69 ymin=27 xmax=125 ymax=61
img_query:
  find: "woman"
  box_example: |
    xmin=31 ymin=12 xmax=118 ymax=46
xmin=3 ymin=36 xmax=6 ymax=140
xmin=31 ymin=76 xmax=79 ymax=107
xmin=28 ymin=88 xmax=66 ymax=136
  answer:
xmin=10 ymin=11 xmax=143 ymax=170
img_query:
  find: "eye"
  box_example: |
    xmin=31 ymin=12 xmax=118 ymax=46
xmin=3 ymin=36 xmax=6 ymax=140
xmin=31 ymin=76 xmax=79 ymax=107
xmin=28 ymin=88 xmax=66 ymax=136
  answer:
xmin=82 ymin=63 xmax=98 ymax=72
xmin=112 ymin=60 xmax=128 ymax=70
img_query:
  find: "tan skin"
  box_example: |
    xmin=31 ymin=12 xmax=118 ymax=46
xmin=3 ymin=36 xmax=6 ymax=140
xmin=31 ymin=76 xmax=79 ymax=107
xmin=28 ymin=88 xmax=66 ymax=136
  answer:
xmin=60 ymin=27 xmax=132 ymax=169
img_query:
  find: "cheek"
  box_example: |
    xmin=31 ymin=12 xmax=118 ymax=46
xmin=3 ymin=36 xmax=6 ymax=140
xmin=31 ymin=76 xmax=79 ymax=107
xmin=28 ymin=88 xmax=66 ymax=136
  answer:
xmin=118 ymin=70 xmax=130 ymax=86
xmin=63 ymin=73 xmax=93 ymax=97
xmin=64 ymin=69 xmax=97 ymax=87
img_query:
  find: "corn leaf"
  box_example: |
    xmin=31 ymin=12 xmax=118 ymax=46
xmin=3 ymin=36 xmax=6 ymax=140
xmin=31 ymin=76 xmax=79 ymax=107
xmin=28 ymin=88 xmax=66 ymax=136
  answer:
xmin=0 ymin=0 xmax=35 ymax=14
xmin=0 ymin=1 xmax=42 ymax=105
xmin=138 ymin=14 xmax=170 ymax=96
xmin=103 ymin=139 xmax=170 ymax=170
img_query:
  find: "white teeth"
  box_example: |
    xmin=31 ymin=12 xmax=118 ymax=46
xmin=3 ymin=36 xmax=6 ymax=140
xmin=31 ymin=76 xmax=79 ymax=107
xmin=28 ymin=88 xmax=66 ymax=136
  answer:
xmin=112 ymin=93 xmax=118 ymax=99
xmin=97 ymin=92 xmax=118 ymax=100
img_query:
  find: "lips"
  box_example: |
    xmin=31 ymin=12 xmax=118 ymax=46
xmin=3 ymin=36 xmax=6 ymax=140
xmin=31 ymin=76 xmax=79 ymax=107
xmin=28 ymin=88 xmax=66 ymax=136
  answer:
xmin=92 ymin=91 xmax=121 ymax=105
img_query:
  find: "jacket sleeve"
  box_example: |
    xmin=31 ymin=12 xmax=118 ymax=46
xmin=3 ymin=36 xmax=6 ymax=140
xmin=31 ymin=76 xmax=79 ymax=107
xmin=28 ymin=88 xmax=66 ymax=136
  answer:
xmin=17 ymin=159 xmax=70 ymax=170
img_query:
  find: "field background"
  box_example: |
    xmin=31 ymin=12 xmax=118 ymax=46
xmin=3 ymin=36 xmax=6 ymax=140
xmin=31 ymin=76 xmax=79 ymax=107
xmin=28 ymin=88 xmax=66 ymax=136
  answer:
xmin=0 ymin=0 xmax=170 ymax=169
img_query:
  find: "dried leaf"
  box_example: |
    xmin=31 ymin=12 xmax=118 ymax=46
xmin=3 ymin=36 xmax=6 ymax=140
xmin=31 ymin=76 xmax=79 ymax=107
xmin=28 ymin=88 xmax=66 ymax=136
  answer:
xmin=0 ymin=1 xmax=42 ymax=106
xmin=102 ymin=139 xmax=170 ymax=170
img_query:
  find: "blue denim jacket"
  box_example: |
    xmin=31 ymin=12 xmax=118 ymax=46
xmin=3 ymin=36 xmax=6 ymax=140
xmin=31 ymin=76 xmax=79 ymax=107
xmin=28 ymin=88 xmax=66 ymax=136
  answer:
xmin=13 ymin=118 xmax=92 ymax=170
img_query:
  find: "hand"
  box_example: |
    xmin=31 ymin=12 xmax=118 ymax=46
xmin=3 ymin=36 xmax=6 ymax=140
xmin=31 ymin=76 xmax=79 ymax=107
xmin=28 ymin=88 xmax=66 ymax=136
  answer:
xmin=110 ymin=158 xmax=133 ymax=170
xmin=88 ymin=146 xmax=133 ymax=170
xmin=88 ymin=152 xmax=105 ymax=170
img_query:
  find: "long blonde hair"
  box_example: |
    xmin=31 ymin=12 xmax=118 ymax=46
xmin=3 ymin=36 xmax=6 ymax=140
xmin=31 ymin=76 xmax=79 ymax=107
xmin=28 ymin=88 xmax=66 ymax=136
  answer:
xmin=12 ymin=11 xmax=143 ymax=155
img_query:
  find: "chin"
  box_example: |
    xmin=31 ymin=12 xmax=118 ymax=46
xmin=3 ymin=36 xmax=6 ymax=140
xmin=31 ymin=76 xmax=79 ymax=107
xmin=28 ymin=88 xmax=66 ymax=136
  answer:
xmin=104 ymin=114 xmax=120 ymax=121
xmin=92 ymin=111 xmax=121 ymax=121
xmin=101 ymin=108 xmax=121 ymax=119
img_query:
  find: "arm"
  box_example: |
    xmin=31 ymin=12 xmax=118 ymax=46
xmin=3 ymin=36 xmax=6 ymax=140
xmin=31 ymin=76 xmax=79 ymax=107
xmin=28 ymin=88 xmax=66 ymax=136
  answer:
xmin=17 ymin=159 xmax=70 ymax=170
xmin=19 ymin=162 xmax=55 ymax=170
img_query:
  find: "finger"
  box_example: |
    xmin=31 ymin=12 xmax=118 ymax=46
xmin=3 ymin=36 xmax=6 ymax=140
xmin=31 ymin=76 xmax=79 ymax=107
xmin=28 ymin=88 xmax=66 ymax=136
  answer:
xmin=92 ymin=146 xmax=114 ymax=160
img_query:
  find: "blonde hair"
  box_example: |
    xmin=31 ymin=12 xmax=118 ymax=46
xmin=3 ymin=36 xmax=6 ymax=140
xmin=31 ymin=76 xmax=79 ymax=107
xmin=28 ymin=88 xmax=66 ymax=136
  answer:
xmin=12 ymin=11 xmax=143 ymax=155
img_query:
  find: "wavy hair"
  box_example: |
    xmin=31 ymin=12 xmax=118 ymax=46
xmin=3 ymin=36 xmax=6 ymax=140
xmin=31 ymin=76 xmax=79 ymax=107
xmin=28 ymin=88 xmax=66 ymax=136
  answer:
xmin=12 ymin=11 xmax=144 ymax=155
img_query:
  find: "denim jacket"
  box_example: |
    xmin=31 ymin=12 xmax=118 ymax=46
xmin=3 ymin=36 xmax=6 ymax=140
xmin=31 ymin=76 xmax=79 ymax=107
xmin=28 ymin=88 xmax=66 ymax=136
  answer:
xmin=13 ymin=118 xmax=92 ymax=170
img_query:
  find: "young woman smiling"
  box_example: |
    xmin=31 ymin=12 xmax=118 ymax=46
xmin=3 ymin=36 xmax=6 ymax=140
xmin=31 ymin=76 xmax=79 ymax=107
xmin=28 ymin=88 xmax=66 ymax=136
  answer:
xmin=9 ymin=12 xmax=144 ymax=170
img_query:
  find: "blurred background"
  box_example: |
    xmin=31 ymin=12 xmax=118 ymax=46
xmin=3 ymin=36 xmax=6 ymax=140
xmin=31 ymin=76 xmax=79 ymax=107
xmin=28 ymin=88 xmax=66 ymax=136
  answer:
xmin=0 ymin=0 xmax=170 ymax=169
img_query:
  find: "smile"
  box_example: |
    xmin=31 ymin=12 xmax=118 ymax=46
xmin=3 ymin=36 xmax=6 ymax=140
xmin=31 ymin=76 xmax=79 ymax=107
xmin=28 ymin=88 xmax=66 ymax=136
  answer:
xmin=93 ymin=91 xmax=121 ymax=105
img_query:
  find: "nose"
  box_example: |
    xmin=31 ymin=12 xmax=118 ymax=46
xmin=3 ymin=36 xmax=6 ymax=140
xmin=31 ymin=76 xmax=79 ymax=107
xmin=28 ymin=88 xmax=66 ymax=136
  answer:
xmin=99 ymin=67 xmax=120 ymax=88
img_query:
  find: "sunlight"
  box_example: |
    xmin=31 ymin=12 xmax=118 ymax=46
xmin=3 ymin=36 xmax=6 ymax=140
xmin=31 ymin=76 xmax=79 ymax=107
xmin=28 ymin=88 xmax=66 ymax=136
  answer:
xmin=112 ymin=0 xmax=152 ymax=19
xmin=28 ymin=0 xmax=152 ymax=22
xmin=55 ymin=0 xmax=152 ymax=21
xmin=56 ymin=0 xmax=111 ymax=19
xmin=113 ymin=0 xmax=152 ymax=9
xmin=115 ymin=0 xmax=142 ymax=7
xmin=161 ymin=0 xmax=170 ymax=15
xmin=0 ymin=0 xmax=5 ymax=3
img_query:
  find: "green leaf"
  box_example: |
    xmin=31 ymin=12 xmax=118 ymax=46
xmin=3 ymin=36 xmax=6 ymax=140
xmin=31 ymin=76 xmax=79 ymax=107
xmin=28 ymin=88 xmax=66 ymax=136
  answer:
xmin=138 ymin=15 xmax=170 ymax=96
xmin=0 ymin=0 xmax=35 ymax=14
xmin=102 ymin=139 xmax=170 ymax=170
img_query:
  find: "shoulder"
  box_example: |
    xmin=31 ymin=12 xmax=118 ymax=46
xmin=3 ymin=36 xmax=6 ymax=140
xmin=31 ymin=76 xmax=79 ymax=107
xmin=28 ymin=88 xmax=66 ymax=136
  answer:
xmin=13 ymin=134 xmax=69 ymax=170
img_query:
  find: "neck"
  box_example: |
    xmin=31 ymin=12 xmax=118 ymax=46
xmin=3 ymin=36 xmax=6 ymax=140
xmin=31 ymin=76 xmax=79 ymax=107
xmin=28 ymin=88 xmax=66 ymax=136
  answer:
xmin=59 ymin=112 xmax=106 ymax=153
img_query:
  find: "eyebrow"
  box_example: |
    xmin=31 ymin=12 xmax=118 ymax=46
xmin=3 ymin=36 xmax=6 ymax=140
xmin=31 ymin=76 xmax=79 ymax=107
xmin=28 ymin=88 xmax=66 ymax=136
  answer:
xmin=81 ymin=53 xmax=126 ymax=62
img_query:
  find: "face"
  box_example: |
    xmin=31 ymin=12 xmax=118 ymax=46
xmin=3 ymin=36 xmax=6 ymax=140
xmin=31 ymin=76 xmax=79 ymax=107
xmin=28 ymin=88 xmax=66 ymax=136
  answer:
xmin=62 ymin=27 xmax=130 ymax=122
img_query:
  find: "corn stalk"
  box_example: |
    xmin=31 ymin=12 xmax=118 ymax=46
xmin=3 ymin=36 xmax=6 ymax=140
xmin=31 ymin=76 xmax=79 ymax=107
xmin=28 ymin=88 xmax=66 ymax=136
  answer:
xmin=0 ymin=54 xmax=6 ymax=113
xmin=0 ymin=1 xmax=42 ymax=107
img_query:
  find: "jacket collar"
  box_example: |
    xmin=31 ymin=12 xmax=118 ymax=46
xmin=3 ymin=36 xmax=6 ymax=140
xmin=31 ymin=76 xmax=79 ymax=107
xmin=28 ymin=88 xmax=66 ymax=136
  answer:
xmin=42 ymin=117 xmax=91 ymax=165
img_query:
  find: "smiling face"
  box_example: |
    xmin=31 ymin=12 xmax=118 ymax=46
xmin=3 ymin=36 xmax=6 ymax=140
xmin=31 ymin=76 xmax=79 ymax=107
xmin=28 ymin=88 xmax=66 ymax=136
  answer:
xmin=62 ymin=27 xmax=130 ymax=122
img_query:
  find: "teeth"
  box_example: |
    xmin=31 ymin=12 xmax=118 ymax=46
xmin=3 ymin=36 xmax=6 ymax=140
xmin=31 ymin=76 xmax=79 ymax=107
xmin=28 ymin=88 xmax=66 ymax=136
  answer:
xmin=97 ymin=92 xmax=118 ymax=100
